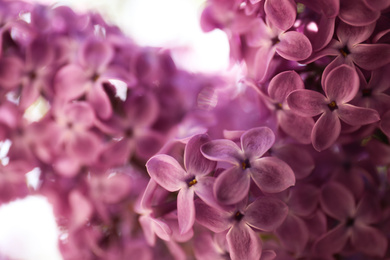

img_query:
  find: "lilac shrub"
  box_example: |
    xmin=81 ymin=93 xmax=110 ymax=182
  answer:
xmin=0 ymin=0 xmax=390 ymax=259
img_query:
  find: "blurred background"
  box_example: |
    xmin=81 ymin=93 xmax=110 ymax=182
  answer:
xmin=0 ymin=0 xmax=229 ymax=259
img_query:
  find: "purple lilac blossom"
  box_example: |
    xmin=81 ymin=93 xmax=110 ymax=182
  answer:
xmin=0 ymin=0 xmax=389 ymax=259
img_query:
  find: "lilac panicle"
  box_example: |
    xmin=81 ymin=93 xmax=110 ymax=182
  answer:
xmin=0 ymin=0 xmax=390 ymax=259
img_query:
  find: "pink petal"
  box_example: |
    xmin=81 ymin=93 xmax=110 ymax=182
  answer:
xmin=313 ymin=224 xmax=349 ymax=256
xmin=308 ymin=16 xmax=336 ymax=52
xmin=194 ymin=199 xmax=231 ymax=233
xmin=68 ymin=131 xmax=101 ymax=164
xmin=278 ymin=111 xmax=314 ymax=145
xmin=260 ymin=250 xmax=276 ymax=260
xmin=134 ymin=130 xmax=165 ymax=161
xmin=246 ymin=19 xmax=271 ymax=47
xmin=214 ymin=167 xmax=251 ymax=205
xmin=177 ymin=188 xmax=195 ymax=234
xmin=69 ymin=190 xmax=93 ymax=230
xmin=250 ymin=157 xmax=295 ymax=193
xmin=124 ymin=91 xmax=159 ymax=127
xmin=337 ymin=104 xmax=380 ymax=126
xmin=288 ymin=184 xmax=319 ymax=216
xmin=245 ymin=196 xmax=288 ymax=232
xmin=363 ymin=0 xmax=390 ymax=10
xmin=337 ymin=22 xmax=375 ymax=46
xmin=79 ymin=38 xmax=114 ymax=72
xmin=26 ymin=38 xmax=54 ymax=69
xmin=287 ymin=89 xmax=327 ymax=117
xmin=146 ymin=154 xmax=186 ymax=192
xmin=19 ymin=81 xmax=40 ymax=110
xmin=320 ymin=182 xmax=355 ymax=220
xmin=339 ymin=0 xmax=380 ymax=26
xmin=264 ymin=0 xmax=296 ymax=31
xmin=63 ymin=102 xmax=95 ymax=129
xmin=272 ymin=144 xmax=315 ymax=180
xmin=54 ymin=64 xmax=89 ymax=100
xmin=324 ymin=64 xmax=359 ymax=103
xmin=350 ymin=44 xmax=390 ymax=71
xmin=276 ymin=31 xmax=312 ymax=61
xmin=0 ymin=56 xmax=23 ymax=89
xmin=355 ymin=195 xmax=381 ymax=225
xmin=184 ymin=134 xmax=216 ymax=176
xmin=312 ymin=112 xmax=341 ymax=152
xmin=226 ymin=223 xmax=262 ymax=260
xmin=268 ymin=70 xmax=304 ymax=102
xmin=351 ymin=224 xmax=388 ymax=257
xmin=275 ymin=214 xmax=309 ymax=253
xmin=193 ymin=176 xmax=219 ymax=209
xmin=201 ymin=139 xmax=242 ymax=165
xmin=252 ymin=45 xmax=276 ymax=82
xmin=241 ymin=127 xmax=275 ymax=160
xmin=87 ymin=82 xmax=113 ymax=119
xmin=381 ymin=111 xmax=390 ymax=137
xmin=139 ymin=215 xmax=172 ymax=245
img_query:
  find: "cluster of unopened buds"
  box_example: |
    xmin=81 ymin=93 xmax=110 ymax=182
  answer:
xmin=0 ymin=0 xmax=390 ymax=259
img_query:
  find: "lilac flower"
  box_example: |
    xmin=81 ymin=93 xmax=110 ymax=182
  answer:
xmin=245 ymin=17 xmax=312 ymax=81
xmin=262 ymin=70 xmax=314 ymax=144
xmin=54 ymin=38 xmax=129 ymax=119
xmin=201 ymin=126 xmax=295 ymax=204
xmin=313 ymin=182 xmax=387 ymax=257
xmin=304 ymin=21 xmax=390 ymax=85
xmin=287 ymin=65 xmax=380 ymax=151
xmin=146 ymin=134 xmax=217 ymax=234
xmin=352 ymin=65 xmax=390 ymax=116
xmin=195 ymin=196 xmax=288 ymax=260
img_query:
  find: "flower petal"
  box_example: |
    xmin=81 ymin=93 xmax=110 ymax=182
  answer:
xmin=313 ymin=224 xmax=349 ymax=256
xmin=351 ymin=224 xmax=388 ymax=257
xmin=214 ymin=167 xmax=251 ymax=205
xmin=79 ymin=38 xmax=114 ymax=72
xmin=87 ymin=82 xmax=113 ymax=119
xmin=193 ymin=176 xmax=219 ymax=209
xmin=272 ymin=144 xmax=315 ymax=179
xmin=278 ymin=111 xmax=314 ymax=144
xmin=177 ymin=188 xmax=195 ymax=234
xmin=54 ymin=64 xmax=89 ymax=101
xmin=68 ymin=132 xmax=101 ymax=164
xmin=194 ymin=199 xmax=231 ymax=233
xmin=320 ymin=182 xmax=355 ymax=220
xmin=0 ymin=56 xmax=23 ymax=89
xmin=268 ymin=70 xmax=304 ymax=102
xmin=350 ymin=43 xmax=390 ymax=71
xmin=337 ymin=104 xmax=380 ymax=126
xmin=337 ymin=22 xmax=375 ymax=46
xmin=287 ymin=89 xmax=327 ymax=117
xmin=146 ymin=154 xmax=186 ymax=192
xmin=324 ymin=64 xmax=359 ymax=103
xmin=201 ymin=139 xmax=242 ymax=165
xmin=288 ymin=184 xmax=319 ymax=216
xmin=275 ymin=214 xmax=309 ymax=253
xmin=245 ymin=196 xmax=288 ymax=231
xmin=227 ymin=223 xmax=262 ymax=260
xmin=63 ymin=102 xmax=95 ymax=129
xmin=250 ymin=157 xmax=295 ymax=193
xmin=184 ymin=134 xmax=216 ymax=176
xmin=276 ymin=31 xmax=312 ymax=61
xmin=241 ymin=127 xmax=275 ymax=160
xmin=339 ymin=0 xmax=380 ymax=26
xmin=264 ymin=0 xmax=296 ymax=31
xmin=312 ymin=112 xmax=341 ymax=152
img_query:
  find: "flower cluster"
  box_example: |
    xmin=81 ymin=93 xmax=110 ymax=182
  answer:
xmin=0 ymin=0 xmax=390 ymax=259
